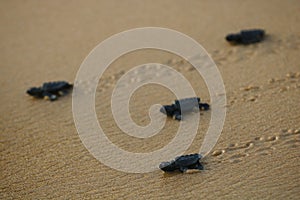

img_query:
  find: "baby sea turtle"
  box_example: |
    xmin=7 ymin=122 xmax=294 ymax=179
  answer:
xmin=27 ymin=81 xmax=73 ymax=101
xmin=226 ymin=29 xmax=265 ymax=44
xmin=160 ymin=97 xmax=209 ymax=120
xmin=159 ymin=153 xmax=204 ymax=173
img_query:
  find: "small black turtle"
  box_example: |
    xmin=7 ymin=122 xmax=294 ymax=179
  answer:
xmin=160 ymin=97 xmax=209 ymax=121
xmin=27 ymin=81 xmax=73 ymax=101
xmin=159 ymin=153 xmax=203 ymax=173
xmin=226 ymin=29 xmax=265 ymax=45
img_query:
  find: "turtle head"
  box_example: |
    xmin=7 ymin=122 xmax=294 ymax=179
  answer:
xmin=159 ymin=161 xmax=171 ymax=169
xmin=226 ymin=34 xmax=242 ymax=43
xmin=160 ymin=105 xmax=175 ymax=117
xmin=27 ymin=87 xmax=44 ymax=98
xmin=159 ymin=161 xmax=176 ymax=172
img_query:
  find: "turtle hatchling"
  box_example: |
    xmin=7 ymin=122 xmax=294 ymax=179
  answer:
xmin=159 ymin=153 xmax=204 ymax=173
xmin=226 ymin=29 xmax=265 ymax=45
xmin=27 ymin=81 xmax=73 ymax=101
xmin=160 ymin=97 xmax=209 ymax=121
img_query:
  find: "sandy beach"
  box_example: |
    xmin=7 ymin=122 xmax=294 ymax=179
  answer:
xmin=1 ymin=0 xmax=300 ymax=199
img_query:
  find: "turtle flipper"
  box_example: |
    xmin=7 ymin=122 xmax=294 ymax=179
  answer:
xmin=174 ymin=111 xmax=182 ymax=121
xmin=174 ymin=114 xmax=182 ymax=121
xmin=58 ymin=89 xmax=70 ymax=96
xmin=179 ymin=167 xmax=188 ymax=173
xmin=44 ymin=92 xmax=57 ymax=101
xmin=195 ymin=163 xmax=204 ymax=170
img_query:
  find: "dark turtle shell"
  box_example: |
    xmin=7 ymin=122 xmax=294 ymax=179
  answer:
xmin=174 ymin=97 xmax=200 ymax=113
xmin=174 ymin=153 xmax=202 ymax=167
xmin=42 ymin=81 xmax=72 ymax=92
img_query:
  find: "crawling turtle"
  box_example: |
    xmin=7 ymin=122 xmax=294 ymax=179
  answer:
xmin=160 ymin=97 xmax=209 ymax=120
xmin=226 ymin=29 xmax=265 ymax=44
xmin=27 ymin=81 xmax=73 ymax=101
xmin=159 ymin=153 xmax=204 ymax=173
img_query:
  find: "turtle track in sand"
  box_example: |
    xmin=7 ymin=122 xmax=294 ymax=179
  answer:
xmin=210 ymin=128 xmax=299 ymax=164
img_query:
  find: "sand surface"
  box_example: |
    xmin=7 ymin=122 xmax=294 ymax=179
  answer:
xmin=1 ymin=0 xmax=300 ymax=199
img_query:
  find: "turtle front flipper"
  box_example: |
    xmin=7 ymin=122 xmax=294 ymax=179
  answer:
xmin=58 ymin=89 xmax=70 ymax=96
xmin=43 ymin=92 xmax=58 ymax=101
xmin=195 ymin=163 xmax=204 ymax=170
xmin=174 ymin=112 xmax=182 ymax=121
xmin=179 ymin=166 xmax=188 ymax=173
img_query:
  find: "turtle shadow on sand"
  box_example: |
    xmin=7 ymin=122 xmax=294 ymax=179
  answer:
xmin=161 ymin=168 xmax=204 ymax=178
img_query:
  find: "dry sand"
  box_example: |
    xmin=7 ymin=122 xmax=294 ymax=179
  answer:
xmin=1 ymin=0 xmax=300 ymax=199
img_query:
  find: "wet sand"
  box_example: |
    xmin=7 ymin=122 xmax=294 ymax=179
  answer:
xmin=1 ymin=0 xmax=300 ymax=199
